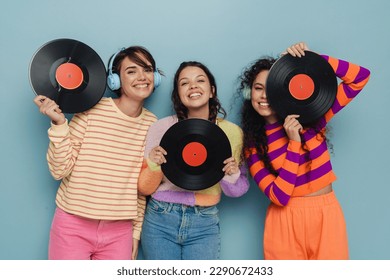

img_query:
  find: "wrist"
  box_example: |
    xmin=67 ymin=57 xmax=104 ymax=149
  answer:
xmin=146 ymin=158 xmax=162 ymax=171
xmin=52 ymin=117 xmax=66 ymax=125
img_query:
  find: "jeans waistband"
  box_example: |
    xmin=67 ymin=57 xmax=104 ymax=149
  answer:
xmin=149 ymin=197 xmax=217 ymax=214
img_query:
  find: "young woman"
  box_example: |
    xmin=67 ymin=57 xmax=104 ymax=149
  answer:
xmin=33 ymin=46 xmax=161 ymax=260
xmin=138 ymin=61 xmax=249 ymax=260
xmin=238 ymin=42 xmax=370 ymax=259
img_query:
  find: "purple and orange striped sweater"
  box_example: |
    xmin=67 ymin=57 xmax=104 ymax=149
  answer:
xmin=245 ymin=55 xmax=370 ymax=206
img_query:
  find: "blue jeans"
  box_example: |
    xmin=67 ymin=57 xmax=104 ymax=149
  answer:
xmin=141 ymin=198 xmax=221 ymax=260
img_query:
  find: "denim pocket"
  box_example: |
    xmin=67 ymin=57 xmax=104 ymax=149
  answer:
xmin=147 ymin=198 xmax=168 ymax=214
xmin=197 ymin=205 xmax=219 ymax=217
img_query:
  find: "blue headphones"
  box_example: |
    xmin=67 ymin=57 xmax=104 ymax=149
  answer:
xmin=107 ymin=48 xmax=161 ymax=91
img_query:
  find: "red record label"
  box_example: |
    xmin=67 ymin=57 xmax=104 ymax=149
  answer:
xmin=182 ymin=142 xmax=207 ymax=167
xmin=288 ymin=74 xmax=314 ymax=100
xmin=55 ymin=63 xmax=84 ymax=90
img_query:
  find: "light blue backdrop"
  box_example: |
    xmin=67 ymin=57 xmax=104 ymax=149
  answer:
xmin=0 ymin=0 xmax=388 ymax=260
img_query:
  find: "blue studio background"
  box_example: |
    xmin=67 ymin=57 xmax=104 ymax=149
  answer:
xmin=0 ymin=0 xmax=388 ymax=260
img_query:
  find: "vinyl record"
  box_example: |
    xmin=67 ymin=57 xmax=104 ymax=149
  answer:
xmin=160 ymin=118 xmax=232 ymax=191
xmin=266 ymin=51 xmax=337 ymax=125
xmin=29 ymin=38 xmax=106 ymax=113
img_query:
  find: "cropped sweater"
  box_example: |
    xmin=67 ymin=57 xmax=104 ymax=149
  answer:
xmin=245 ymin=55 xmax=371 ymax=206
xmin=46 ymin=97 xmax=157 ymax=239
xmin=138 ymin=115 xmax=249 ymax=206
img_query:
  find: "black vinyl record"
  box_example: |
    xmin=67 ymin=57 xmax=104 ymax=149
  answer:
xmin=29 ymin=38 xmax=106 ymax=113
xmin=160 ymin=118 xmax=232 ymax=191
xmin=266 ymin=51 xmax=337 ymax=125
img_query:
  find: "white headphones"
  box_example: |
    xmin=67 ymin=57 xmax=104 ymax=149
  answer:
xmin=242 ymin=86 xmax=251 ymax=100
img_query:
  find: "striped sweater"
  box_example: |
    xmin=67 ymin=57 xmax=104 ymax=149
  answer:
xmin=246 ymin=55 xmax=371 ymax=206
xmin=46 ymin=97 xmax=157 ymax=239
xmin=138 ymin=115 xmax=249 ymax=206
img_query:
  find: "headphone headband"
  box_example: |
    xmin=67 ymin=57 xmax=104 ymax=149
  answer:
xmin=108 ymin=47 xmax=125 ymax=76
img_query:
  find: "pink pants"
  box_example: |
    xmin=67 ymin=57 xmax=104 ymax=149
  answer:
xmin=49 ymin=207 xmax=133 ymax=260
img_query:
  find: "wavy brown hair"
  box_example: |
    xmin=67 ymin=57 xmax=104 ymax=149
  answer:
xmin=171 ymin=61 xmax=226 ymax=123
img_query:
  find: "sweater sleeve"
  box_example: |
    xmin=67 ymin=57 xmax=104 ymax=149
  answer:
xmin=246 ymin=140 xmax=301 ymax=206
xmin=132 ymin=194 xmax=146 ymax=240
xmin=219 ymin=120 xmax=249 ymax=198
xmin=220 ymin=164 xmax=249 ymax=197
xmin=138 ymin=159 xmax=164 ymax=196
xmin=46 ymin=112 xmax=88 ymax=180
xmin=137 ymin=117 xmax=171 ymax=195
xmin=321 ymin=55 xmax=371 ymax=123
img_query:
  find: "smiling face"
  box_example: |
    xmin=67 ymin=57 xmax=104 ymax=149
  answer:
xmin=177 ymin=66 xmax=214 ymax=118
xmin=251 ymin=70 xmax=278 ymax=124
xmin=118 ymin=55 xmax=154 ymax=102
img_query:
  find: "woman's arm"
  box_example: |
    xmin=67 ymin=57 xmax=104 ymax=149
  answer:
xmin=322 ymin=55 xmax=371 ymax=123
xmin=220 ymin=164 xmax=249 ymax=197
xmin=138 ymin=159 xmax=164 ymax=196
xmin=246 ymin=139 xmax=301 ymax=206
xmin=137 ymin=118 xmax=171 ymax=195
xmin=46 ymin=112 xmax=87 ymax=180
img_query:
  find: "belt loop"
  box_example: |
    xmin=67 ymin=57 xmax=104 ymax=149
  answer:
xmin=166 ymin=202 xmax=173 ymax=212
xmin=181 ymin=204 xmax=186 ymax=214
xmin=194 ymin=205 xmax=199 ymax=214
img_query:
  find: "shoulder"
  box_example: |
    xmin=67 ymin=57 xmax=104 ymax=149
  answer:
xmin=147 ymin=115 xmax=177 ymax=136
xmin=142 ymin=107 xmax=158 ymax=123
xmin=83 ymin=97 xmax=113 ymax=114
xmin=156 ymin=115 xmax=178 ymax=126
xmin=218 ymin=118 xmax=243 ymax=136
xmin=95 ymin=97 xmax=112 ymax=107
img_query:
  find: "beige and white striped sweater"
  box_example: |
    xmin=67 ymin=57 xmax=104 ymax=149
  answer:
xmin=46 ymin=97 xmax=157 ymax=239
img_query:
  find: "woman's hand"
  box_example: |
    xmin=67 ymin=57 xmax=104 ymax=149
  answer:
xmin=280 ymin=42 xmax=310 ymax=58
xmin=222 ymin=156 xmax=239 ymax=176
xmin=286 ymin=42 xmax=309 ymax=57
xmin=33 ymin=95 xmax=66 ymax=125
xmin=283 ymin=114 xmax=303 ymax=142
xmin=148 ymin=146 xmax=167 ymax=165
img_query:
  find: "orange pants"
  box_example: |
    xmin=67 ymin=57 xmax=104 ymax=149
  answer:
xmin=263 ymin=191 xmax=348 ymax=260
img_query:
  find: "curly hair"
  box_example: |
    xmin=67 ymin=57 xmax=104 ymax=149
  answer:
xmin=171 ymin=61 xmax=226 ymax=123
xmin=238 ymin=57 xmax=332 ymax=176
xmin=239 ymin=57 xmax=278 ymax=175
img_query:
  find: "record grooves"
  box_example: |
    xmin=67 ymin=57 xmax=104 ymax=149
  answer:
xmin=160 ymin=118 xmax=232 ymax=190
xmin=266 ymin=51 xmax=337 ymax=125
xmin=29 ymin=38 xmax=106 ymax=113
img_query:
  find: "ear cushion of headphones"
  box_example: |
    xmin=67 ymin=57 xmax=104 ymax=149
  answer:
xmin=107 ymin=73 xmax=121 ymax=91
xmin=154 ymin=71 xmax=162 ymax=88
xmin=107 ymin=48 xmax=124 ymax=91
xmin=242 ymin=86 xmax=252 ymax=100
